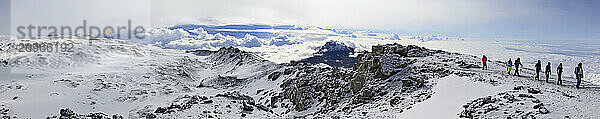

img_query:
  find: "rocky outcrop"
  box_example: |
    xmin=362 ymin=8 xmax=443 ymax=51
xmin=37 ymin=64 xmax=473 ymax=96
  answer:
xmin=276 ymin=62 xmax=353 ymax=111
xmin=139 ymin=91 xmax=274 ymax=118
xmin=459 ymin=86 xmax=549 ymax=118
xmin=201 ymin=75 xmax=246 ymax=89
xmin=208 ymin=47 xmax=267 ymax=65
xmin=370 ymin=43 xmax=432 ymax=57
xmin=272 ymin=43 xmax=453 ymax=117
xmin=46 ymin=108 xmax=123 ymax=119
xmin=354 ymin=44 xmax=434 ymax=78
xmin=0 ymin=105 xmax=14 ymax=119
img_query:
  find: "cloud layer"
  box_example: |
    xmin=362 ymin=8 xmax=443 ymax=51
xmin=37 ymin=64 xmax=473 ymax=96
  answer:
xmin=151 ymin=0 xmax=600 ymax=40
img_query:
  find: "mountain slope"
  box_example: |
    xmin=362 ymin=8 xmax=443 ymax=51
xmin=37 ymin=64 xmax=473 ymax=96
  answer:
xmin=0 ymin=38 xmax=599 ymax=118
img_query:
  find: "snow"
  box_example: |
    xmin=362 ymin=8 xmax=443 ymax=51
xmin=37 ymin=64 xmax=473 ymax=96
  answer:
xmin=399 ymin=75 xmax=507 ymax=119
xmin=0 ymin=37 xmax=199 ymax=118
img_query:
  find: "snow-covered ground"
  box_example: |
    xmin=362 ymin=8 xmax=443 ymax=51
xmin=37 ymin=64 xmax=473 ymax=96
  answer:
xmin=399 ymin=75 xmax=507 ymax=119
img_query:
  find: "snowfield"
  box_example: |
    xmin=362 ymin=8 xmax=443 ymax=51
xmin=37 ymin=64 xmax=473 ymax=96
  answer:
xmin=0 ymin=25 xmax=599 ymax=118
xmin=399 ymin=75 xmax=507 ymax=119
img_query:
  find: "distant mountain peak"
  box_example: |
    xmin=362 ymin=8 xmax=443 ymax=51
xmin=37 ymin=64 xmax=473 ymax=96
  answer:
xmin=316 ymin=41 xmax=355 ymax=54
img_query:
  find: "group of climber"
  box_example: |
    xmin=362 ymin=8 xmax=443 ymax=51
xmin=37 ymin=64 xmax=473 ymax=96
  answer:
xmin=506 ymin=57 xmax=523 ymax=76
xmin=481 ymin=55 xmax=585 ymax=88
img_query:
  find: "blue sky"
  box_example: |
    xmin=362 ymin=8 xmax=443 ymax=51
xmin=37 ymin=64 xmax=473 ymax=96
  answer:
xmin=2 ymin=0 xmax=599 ymax=41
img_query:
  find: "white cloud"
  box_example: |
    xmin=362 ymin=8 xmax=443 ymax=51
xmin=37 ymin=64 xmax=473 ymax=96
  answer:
xmin=150 ymin=27 xmax=307 ymax=50
xmin=146 ymin=28 xmax=189 ymax=45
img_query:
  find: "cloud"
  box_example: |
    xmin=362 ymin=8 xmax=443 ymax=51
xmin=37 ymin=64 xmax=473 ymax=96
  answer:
xmin=149 ymin=27 xmax=304 ymax=50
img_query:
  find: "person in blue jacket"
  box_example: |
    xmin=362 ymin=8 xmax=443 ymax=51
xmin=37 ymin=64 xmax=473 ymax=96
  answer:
xmin=514 ymin=58 xmax=523 ymax=76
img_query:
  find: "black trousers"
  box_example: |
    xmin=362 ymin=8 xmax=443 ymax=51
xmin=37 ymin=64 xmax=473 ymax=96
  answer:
xmin=557 ymin=73 xmax=562 ymax=85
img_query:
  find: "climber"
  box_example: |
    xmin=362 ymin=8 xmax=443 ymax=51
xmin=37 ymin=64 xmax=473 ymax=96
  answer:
xmin=557 ymin=63 xmax=563 ymax=85
xmin=507 ymin=58 xmax=513 ymax=75
xmin=514 ymin=58 xmax=523 ymax=76
xmin=545 ymin=62 xmax=551 ymax=83
xmin=482 ymin=55 xmax=488 ymax=70
xmin=535 ymin=60 xmax=541 ymax=80
xmin=575 ymin=63 xmax=584 ymax=88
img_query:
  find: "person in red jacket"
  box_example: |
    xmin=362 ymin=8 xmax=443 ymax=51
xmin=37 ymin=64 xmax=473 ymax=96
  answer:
xmin=482 ymin=55 xmax=488 ymax=70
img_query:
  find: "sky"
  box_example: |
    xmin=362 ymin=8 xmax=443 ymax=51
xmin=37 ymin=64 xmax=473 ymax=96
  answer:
xmin=3 ymin=0 xmax=151 ymax=38
xmin=2 ymin=0 xmax=599 ymax=41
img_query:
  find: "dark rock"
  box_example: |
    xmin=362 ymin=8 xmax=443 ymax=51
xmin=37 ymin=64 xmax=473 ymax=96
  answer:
xmin=531 ymin=99 xmax=540 ymax=103
xmin=216 ymin=91 xmax=254 ymax=101
xmin=513 ymin=86 xmax=525 ymax=90
xmin=458 ymin=109 xmax=474 ymax=118
xmin=112 ymin=114 xmax=125 ymax=119
xmin=154 ymin=107 xmax=167 ymax=113
xmin=56 ymin=108 xmax=122 ymax=119
xmin=500 ymin=93 xmax=515 ymax=102
xmin=242 ymin=104 xmax=254 ymax=111
xmin=256 ymin=104 xmax=273 ymax=113
xmin=539 ymin=107 xmax=549 ymax=114
xmin=457 ymin=61 xmax=482 ymax=69
xmin=60 ymin=108 xmax=76 ymax=118
xmin=256 ymin=89 xmax=264 ymax=95
xmin=562 ymin=93 xmax=575 ymax=98
xmin=527 ymin=88 xmax=541 ymax=94
xmin=518 ymin=94 xmax=534 ymax=98
xmin=268 ymin=72 xmax=282 ymax=81
xmin=533 ymin=103 xmax=544 ymax=109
